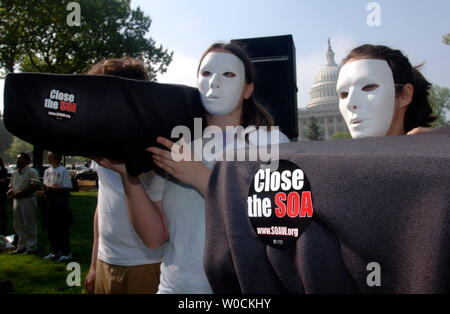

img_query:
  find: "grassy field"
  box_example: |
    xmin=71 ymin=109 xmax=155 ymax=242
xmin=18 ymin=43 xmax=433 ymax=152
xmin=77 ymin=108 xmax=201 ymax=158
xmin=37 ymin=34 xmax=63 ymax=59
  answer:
xmin=0 ymin=186 xmax=97 ymax=294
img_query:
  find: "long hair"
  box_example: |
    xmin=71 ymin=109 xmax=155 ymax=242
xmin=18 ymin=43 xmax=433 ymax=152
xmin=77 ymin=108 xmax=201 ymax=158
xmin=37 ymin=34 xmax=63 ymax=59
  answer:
xmin=198 ymin=42 xmax=274 ymax=128
xmin=341 ymin=44 xmax=435 ymax=132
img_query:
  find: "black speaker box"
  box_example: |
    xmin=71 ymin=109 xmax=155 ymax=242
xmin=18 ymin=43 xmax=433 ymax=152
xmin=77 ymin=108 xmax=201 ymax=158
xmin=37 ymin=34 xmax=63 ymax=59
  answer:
xmin=231 ymin=35 xmax=298 ymax=139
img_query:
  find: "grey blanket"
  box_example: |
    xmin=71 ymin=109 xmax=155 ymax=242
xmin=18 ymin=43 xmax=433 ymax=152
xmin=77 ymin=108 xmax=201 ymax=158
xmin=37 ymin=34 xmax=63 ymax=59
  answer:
xmin=204 ymin=127 xmax=450 ymax=293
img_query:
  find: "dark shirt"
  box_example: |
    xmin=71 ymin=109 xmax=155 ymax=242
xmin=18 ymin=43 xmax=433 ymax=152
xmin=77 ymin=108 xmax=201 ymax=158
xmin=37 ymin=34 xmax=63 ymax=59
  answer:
xmin=0 ymin=166 xmax=7 ymax=193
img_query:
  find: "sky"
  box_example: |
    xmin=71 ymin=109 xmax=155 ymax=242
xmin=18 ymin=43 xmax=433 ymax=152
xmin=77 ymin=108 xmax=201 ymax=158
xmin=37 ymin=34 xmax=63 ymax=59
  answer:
xmin=130 ymin=0 xmax=450 ymax=108
xmin=1 ymin=0 xmax=449 ymax=113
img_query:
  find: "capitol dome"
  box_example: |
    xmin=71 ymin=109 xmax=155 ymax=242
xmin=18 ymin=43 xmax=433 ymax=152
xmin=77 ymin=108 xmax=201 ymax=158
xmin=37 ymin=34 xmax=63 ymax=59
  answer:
xmin=298 ymin=39 xmax=349 ymax=141
xmin=306 ymin=39 xmax=340 ymax=109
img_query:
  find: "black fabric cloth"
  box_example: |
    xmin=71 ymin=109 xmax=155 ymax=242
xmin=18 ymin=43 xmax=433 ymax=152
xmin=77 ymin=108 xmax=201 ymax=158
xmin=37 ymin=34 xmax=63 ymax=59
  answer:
xmin=204 ymin=127 xmax=450 ymax=294
xmin=43 ymin=190 xmax=72 ymax=255
xmin=3 ymin=73 xmax=206 ymax=177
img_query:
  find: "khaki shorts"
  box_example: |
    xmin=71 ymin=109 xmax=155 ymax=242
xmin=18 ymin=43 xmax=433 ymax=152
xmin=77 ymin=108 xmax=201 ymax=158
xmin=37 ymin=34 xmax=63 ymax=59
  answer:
xmin=95 ymin=259 xmax=161 ymax=294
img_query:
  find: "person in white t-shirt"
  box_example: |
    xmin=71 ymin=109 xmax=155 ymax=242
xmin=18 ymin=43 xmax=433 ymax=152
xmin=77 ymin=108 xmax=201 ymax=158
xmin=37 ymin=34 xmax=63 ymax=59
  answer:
xmin=42 ymin=152 xmax=73 ymax=261
xmin=84 ymin=58 xmax=166 ymax=294
xmin=96 ymin=42 xmax=290 ymax=293
xmin=87 ymin=161 xmax=166 ymax=293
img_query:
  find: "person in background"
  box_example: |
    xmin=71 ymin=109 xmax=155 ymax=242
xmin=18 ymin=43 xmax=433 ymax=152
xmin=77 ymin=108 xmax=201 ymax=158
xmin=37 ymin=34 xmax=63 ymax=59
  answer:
xmin=84 ymin=57 xmax=166 ymax=294
xmin=0 ymin=157 xmax=8 ymax=235
xmin=7 ymin=153 xmax=39 ymax=255
xmin=42 ymin=152 xmax=73 ymax=262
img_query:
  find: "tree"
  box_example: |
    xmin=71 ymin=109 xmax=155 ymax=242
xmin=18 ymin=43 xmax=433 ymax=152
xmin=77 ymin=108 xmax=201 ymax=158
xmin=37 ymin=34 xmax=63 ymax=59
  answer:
xmin=0 ymin=0 xmax=173 ymax=78
xmin=306 ymin=117 xmax=324 ymax=141
xmin=64 ymin=155 xmax=91 ymax=166
xmin=444 ymin=34 xmax=450 ymax=46
xmin=1 ymin=0 xmax=173 ymax=168
xmin=0 ymin=118 xmax=14 ymax=162
xmin=8 ymin=137 xmax=33 ymax=161
xmin=330 ymin=132 xmax=352 ymax=140
xmin=428 ymin=85 xmax=450 ymax=128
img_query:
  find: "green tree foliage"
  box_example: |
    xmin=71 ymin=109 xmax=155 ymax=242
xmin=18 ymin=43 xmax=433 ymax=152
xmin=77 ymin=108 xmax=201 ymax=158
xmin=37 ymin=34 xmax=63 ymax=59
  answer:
xmin=64 ymin=155 xmax=91 ymax=166
xmin=0 ymin=119 xmax=14 ymax=162
xmin=0 ymin=0 xmax=173 ymax=78
xmin=428 ymin=85 xmax=450 ymax=128
xmin=444 ymin=34 xmax=450 ymax=46
xmin=306 ymin=117 xmax=323 ymax=141
xmin=8 ymin=137 xmax=33 ymax=161
xmin=330 ymin=132 xmax=352 ymax=140
xmin=1 ymin=0 xmax=173 ymax=164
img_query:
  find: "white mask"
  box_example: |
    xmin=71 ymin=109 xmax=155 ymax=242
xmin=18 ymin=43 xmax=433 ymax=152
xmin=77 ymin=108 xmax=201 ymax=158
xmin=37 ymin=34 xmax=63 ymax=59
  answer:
xmin=336 ymin=59 xmax=395 ymax=138
xmin=197 ymin=52 xmax=246 ymax=116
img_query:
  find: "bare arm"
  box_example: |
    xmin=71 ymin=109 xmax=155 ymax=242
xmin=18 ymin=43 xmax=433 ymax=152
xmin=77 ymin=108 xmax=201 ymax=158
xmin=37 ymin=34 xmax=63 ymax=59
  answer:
xmin=91 ymin=207 xmax=99 ymax=270
xmin=121 ymin=174 xmax=169 ymax=249
xmin=10 ymin=184 xmax=37 ymax=198
xmin=407 ymin=127 xmax=436 ymax=135
xmin=92 ymin=158 xmax=169 ymax=249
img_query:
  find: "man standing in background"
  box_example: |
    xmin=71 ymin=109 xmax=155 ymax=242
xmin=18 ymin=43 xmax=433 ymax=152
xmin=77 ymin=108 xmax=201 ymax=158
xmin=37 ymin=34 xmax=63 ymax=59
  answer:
xmin=7 ymin=152 xmax=39 ymax=255
xmin=42 ymin=152 xmax=73 ymax=262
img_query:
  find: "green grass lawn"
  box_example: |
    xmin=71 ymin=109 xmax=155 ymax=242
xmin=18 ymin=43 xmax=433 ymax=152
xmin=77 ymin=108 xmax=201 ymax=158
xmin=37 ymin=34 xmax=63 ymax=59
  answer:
xmin=0 ymin=191 xmax=97 ymax=294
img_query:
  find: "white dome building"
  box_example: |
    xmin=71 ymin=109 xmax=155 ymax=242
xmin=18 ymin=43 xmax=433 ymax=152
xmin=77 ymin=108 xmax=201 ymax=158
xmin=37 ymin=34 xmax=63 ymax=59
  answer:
xmin=298 ymin=39 xmax=349 ymax=140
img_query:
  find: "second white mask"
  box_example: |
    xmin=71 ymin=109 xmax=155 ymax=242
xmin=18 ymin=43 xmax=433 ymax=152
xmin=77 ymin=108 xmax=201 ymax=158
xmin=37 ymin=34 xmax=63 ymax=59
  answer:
xmin=197 ymin=52 xmax=246 ymax=116
xmin=336 ymin=59 xmax=396 ymax=138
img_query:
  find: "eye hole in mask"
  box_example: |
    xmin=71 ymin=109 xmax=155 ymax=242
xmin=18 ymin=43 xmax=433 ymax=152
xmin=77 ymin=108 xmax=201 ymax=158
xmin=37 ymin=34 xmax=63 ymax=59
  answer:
xmin=339 ymin=83 xmax=380 ymax=100
xmin=201 ymin=71 xmax=236 ymax=78
xmin=362 ymin=83 xmax=379 ymax=92
xmin=201 ymin=71 xmax=212 ymax=77
xmin=339 ymin=91 xmax=349 ymax=99
xmin=223 ymin=72 xmax=236 ymax=78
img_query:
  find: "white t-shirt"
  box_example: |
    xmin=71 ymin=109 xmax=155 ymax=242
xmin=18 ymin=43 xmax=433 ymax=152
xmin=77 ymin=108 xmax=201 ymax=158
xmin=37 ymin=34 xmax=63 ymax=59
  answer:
xmin=146 ymin=126 xmax=290 ymax=294
xmin=43 ymin=165 xmax=73 ymax=189
xmin=92 ymin=162 xmax=166 ymax=266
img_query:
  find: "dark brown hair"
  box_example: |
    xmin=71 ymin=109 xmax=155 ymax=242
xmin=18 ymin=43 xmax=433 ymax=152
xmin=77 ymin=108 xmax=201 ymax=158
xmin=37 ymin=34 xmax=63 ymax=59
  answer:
xmin=341 ymin=44 xmax=435 ymax=132
xmin=86 ymin=57 xmax=150 ymax=81
xmin=17 ymin=152 xmax=31 ymax=164
xmin=198 ymin=42 xmax=274 ymax=128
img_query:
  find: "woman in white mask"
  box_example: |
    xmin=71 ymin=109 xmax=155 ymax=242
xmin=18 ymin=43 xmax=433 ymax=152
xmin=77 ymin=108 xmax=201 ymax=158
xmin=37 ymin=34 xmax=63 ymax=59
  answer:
xmin=96 ymin=42 xmax=289 ymax=293
xmin=336 ymin=44 xmax=436 ymax=139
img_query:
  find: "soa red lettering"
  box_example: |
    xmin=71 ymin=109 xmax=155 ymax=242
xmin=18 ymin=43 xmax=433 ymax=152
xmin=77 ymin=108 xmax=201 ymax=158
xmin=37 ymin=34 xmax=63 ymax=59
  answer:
xmin=274 ymin=191 xmax=314 ymax=218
